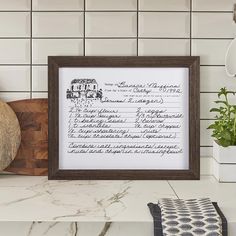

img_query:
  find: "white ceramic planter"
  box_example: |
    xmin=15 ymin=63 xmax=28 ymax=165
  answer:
xmin=212 ymin=141 xmax=236 ymax=182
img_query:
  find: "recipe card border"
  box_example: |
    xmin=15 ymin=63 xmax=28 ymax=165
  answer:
xmin=48 ymin=56 xmax=200 ymax=180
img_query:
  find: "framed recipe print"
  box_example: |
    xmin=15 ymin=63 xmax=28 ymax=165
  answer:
xmin=48 ymin=56 xmax=200 ymax=180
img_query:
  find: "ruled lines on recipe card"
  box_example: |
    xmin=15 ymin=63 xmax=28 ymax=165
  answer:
xmin=59 ymin=67 xmax=189 ymax=169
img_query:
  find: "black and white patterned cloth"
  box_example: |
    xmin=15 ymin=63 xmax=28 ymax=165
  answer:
xmin=148 ymin=198 xmax=227 ymax=236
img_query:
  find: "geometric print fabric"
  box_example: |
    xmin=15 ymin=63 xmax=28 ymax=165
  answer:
xmin=158 ymin=198 xmax=222 ymax=236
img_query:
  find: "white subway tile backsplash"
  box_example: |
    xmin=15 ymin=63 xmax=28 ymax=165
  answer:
xmin=32 ymin=66 xmax=47 ymax=91
xmin=139 ymin=0 xmax=190 ymax=11
xmin=192 ymin=40 xmax=231 ymax=65
xmin=0 ymin=0 xmax=31 ymax=11
xmin=138 ymin=39 xmax=190 ymax=56
xmin=0 ymin=0 xmax=234 ymax=174
xmin=200 ymin=67 xmax=236 ymax=92
xmin=192 ymin=0 xmax=235 ymax=11
xmin=0 ymin=66 xmax=30 ymax=91
xmin=0 ymin=13 xmax=30 ymax=37
xmin=200 ymin=147 xmax=213 ymax=157
xmin=33 ymin=12 xmax=84 ymax=37
xmin=32 ymin=39 xmax=83 ymax=64
xmin=32 ymin=0 xmax=84 ymax=11
xmin=139 ymin=12 xmax=190 ymax=38
xmin=200 ymin=120 xmax=212 ymax=146
xmin=200 ymin=93 xmax=216 ymax=120
xmin=86 ymin=0 xmax=137 ymax=10
xmin=86 ymin=12 xmax=137 ymax=37
xmin=200 ymin=157 xmax=213 ymax=175
xmin=32 ymin=92 xmax=48 ymax=98
xmin=192 ymin=13 xmax=236 ymax=38
xmin=86 ymin=39 xmax=136 ymax=56
xmin=0 ymin=39 xmax=30 ymax=64
xmin=0 ymin=92 xmax=30 ymax=102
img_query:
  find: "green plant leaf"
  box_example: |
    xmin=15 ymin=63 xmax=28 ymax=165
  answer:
xmin=214 ymin=100 xmax=227 ymax=106
xmin=207 ymin=124 xmax=216 ymax=129
xmin=218 ymin=87 xmax=227 ymax=98
xmin=210 ymin=108 xmax=221 ymax=113
xmin=218 ymin=139 xmax=231 ymax=147
xmin=208 ymin=87 xmax=236 ymax=147
xmin=221 ymin=130 xmax=231 ymax=141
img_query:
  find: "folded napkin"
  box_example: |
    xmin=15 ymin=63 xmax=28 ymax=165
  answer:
xmin=148 ymin=198 xmax=227 ymax=236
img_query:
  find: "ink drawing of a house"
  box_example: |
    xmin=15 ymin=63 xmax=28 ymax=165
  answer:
xmin=66 ymin=78 xmax=102 ymax=100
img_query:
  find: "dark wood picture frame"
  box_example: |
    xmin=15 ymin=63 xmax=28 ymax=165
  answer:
xmin=48 ymin=56 xmax=200 ymax=180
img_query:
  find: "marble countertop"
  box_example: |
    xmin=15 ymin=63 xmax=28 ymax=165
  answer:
xmin=0 ymin=175 xmax=235 ymax=225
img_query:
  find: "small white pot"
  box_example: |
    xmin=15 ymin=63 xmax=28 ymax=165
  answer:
xmin=212 ymin=141 xmax=236 ymax=182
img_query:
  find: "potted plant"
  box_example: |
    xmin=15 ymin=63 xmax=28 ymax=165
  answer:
xmin=208 ymin=87 xmax=236 ymax=182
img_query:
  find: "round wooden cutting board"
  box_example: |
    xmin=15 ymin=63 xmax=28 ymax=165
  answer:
xmin=0 ymin=101 xmax=21 ymax=171
xmin=5 ymin=99 xmax=48 ymax=176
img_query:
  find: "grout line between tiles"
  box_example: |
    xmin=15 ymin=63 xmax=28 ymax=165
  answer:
xmin=179 ymin=37 xmax=233 ymax=40
xmin=200 ymin=65 xmax=226 ymax=66
xmin=32 ymin=37 xmax=85 ymax=39
xmin=0 ymin=10 xmax=233 ymax=13
xmin=0 ymin=37 xmax=234 ymax=40
xmin=137 ymin=0 xmax=139 ymax=56
xmin=83 ymin=0 xmax=86 ymax=56
xmin=167 ymin=181 xmax=179 ymax=199
xmin=200 ymin=91 xmax=219 ymax=93
xmin=0 ymin=64 xmax=226 ymax=67
xmin=190 ymin=0 xmax=192 ymax=56
xmin=201 ymin=118 xmax=217 ymax=121
xmin=192 ymin=10 xmax=233 ymax=13
xmin=30 ymin=0 xmax=33 ymax=99
xmin=0 ymin=91 xmax=48 ymax=93
xmin=0 ymin=64 xmax=47 ymax=66
xmin=0 ymin=37 xmax=32 ymax=39
xmin=0 ymin=91 xmax=31 ymax=93
xmin=200 ymin=65 xmax=225 ymax=67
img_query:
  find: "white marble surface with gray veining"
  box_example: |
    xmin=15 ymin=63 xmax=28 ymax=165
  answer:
xmin=0 ymin=175 xmax=236 ymax=235
xmin=0 ymin=175 xmax=175 ymax=222
xmin=0 ymin=222 xmax=153 ymax=236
